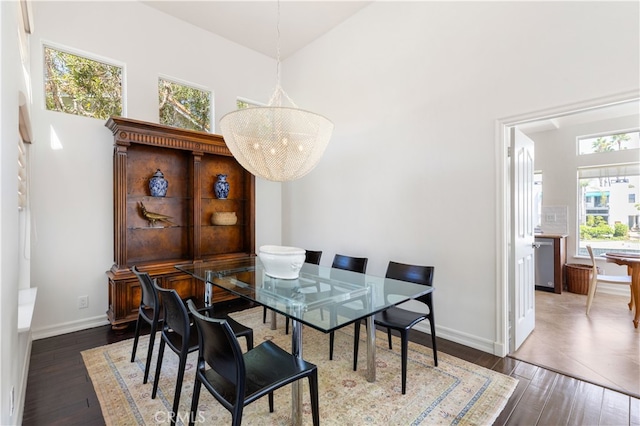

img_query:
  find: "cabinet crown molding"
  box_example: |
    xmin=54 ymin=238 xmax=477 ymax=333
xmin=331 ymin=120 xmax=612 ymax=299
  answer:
xmin=106 ymin=116 xmax=232 ymax=156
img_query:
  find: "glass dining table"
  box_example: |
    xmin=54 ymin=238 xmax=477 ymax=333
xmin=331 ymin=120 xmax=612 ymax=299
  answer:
xmin=176 ymin=256 xmax=434 ymax=425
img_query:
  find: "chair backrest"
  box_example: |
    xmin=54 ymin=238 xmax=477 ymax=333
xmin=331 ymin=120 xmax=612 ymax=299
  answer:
xmin=305 ymin=250 xmax=323 ymax=265
xmin=187 ymin=300 xmax=245 ymax=392
xmin=586 ymin=245 xmax=596 ymax=268
xmin=332 ymin=254 xmax=368 ymax=273
xmin=586 ymin=245 xmax=599 ymax=284
xmin=385 ymin=261 xmax=435 ymax=305
xmin=331 ymin=254 xmax=368 ymax=285
xmin=155 ymin=284 xmax=191 ymax=338
xmin=131 ymin=265 xmax=159 ymax=310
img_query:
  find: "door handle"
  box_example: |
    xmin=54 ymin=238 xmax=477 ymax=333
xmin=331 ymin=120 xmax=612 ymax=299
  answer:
xmin=532 ymin=242 xmax=541 ymax=249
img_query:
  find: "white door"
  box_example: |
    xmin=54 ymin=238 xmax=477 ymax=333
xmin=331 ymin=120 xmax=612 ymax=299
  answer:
xmin=510 ymin=127 xmax=536 ymax=351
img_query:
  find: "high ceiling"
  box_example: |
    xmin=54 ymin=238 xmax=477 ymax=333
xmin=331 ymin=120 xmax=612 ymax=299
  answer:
xmin=142 ymin=1 xmax=638 ymax=129
xmin=142 ymin=1 xmax=371 ymax=59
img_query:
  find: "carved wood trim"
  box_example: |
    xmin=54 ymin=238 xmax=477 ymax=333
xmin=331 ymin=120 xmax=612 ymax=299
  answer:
xmin=106 ymin=116 xmax=232 ymax=156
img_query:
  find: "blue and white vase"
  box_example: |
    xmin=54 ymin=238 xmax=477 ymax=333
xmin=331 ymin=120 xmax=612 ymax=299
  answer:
xmin=149 ymin=169 xmax=168 ymax=197
xmin=214 ymin=174 xmax=229 ymax=199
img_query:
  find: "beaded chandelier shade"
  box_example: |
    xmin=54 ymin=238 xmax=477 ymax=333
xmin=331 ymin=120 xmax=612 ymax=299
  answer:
xmin=219 ymin=2 xmax=333 ymax=182
xmin=220 ymin=87 xmax=333 ymax=182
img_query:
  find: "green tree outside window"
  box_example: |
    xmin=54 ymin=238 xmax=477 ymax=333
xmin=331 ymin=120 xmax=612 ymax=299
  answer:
xmin=158 ymin=79 xmax=211 ymax=132
xmin=44 ymin=46 xmax=122 ymax=119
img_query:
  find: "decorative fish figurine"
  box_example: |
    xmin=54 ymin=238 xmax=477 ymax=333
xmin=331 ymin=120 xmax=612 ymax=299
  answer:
xmin=139 ymin=202 xmax=174 ymax=227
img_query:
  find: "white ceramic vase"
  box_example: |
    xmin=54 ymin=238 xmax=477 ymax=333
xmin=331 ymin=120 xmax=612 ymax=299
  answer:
xmin=258 ymin=245 xmax=306 ymax=279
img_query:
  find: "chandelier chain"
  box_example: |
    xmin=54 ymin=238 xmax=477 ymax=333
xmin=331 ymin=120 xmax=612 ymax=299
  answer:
xmin=270 ymin=0 xmax=299 ymax=109
xmin=276 ymin=0 xmax=281 ymax=88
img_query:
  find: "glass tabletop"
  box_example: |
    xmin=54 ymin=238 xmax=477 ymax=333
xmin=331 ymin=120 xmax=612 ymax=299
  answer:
xmin=176 ymin=257 xmax=433 ymax=334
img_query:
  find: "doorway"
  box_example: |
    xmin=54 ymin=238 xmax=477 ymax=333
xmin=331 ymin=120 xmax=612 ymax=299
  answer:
xmin=495 ymin=90 xmax=640 ymax=357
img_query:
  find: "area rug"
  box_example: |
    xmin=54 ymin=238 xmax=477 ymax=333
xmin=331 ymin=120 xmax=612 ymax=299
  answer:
xmin=82 ymin=307 xmax=517 ymax=425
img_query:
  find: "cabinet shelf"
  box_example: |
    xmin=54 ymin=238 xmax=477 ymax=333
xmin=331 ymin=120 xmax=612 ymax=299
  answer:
xmin=201 ymin=197 xmax=247 ymax=201
xmin=128 ymin=196 xmax=193 ymax=201
xmin=106 ymin=117 xmax=255 ymax=330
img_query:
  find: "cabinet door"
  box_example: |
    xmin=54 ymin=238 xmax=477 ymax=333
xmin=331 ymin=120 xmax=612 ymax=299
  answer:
xmin=107 ymin=277 xmax=142 ymax=329
xmin=160 ymin=275 xmax=196 ymax=302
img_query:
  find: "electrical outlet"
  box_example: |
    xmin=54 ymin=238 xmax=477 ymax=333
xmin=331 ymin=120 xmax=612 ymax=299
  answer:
xmin=78 ymin=295 xmax=89 ymax=309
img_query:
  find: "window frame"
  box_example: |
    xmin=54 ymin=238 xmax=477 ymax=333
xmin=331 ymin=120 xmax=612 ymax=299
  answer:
xmin=576 ymin=129 xmax=640 ymax=257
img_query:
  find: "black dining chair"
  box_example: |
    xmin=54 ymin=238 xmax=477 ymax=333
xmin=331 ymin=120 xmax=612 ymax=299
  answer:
xmin=186 ymin=300 xmax=320 ymax=426
xmin=328 ymin=253 xmax=368 ymax=361
xmin=130 ymin=265 xmax=161 ymax=384
xmin=153 ymin=285 xmax=254 ymax=424
xmin=262 ymin=249 xmax=324 ymax=331
xmin=354 ymin=261 xmax=437 ymax=394
xmin=151 ymin=285 xmax=200 ymax=424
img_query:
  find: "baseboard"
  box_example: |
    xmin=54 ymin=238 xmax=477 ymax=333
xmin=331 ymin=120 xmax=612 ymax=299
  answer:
xmin=32 ymin=315 xmax=110 ymax=340
xmin=33 ymin=314 xmax=506 ymax=356
xmin=413 ymin=322 xmax=496 ymax=355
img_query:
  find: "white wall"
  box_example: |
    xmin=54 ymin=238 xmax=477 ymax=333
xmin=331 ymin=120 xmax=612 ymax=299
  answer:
xmin=28 ymin=1 xmax=281 ymax=338
xmin=280 ymin=2 xmax=640 ymax=351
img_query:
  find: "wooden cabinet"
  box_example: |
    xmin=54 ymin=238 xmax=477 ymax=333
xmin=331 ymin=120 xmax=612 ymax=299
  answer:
xmin=534 ymin=234 xmax=567 ymax=294
xmin=105 ymin=117 xmax=255 ymax=330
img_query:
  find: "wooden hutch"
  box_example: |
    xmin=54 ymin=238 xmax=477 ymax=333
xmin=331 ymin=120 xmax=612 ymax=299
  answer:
xmin=106 ymin=117 xmax=255 ymax=330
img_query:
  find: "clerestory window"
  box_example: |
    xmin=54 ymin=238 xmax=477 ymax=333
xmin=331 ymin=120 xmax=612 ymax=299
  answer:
xmin=44 ymin=45 xmax=123 ymax=119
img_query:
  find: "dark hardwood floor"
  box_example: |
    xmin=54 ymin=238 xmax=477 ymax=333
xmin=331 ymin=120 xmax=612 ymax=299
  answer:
xmin=23 ymin=299 xmax=640 ymax=425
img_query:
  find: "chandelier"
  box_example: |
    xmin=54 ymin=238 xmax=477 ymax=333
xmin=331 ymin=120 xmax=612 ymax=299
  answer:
xmin=219 ymin=2 xmax=333 ymax=182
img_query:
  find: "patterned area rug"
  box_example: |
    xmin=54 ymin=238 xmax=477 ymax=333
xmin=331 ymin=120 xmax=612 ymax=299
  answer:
xmin=82 ymin=307 xmax=517 ymax=425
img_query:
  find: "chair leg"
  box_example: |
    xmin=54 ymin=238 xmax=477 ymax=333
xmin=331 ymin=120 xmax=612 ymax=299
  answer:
xmin=268 ymin=392 xmax=274 ymax=412
xmin=629 ymin=266 xmax=635 ymax=310
xmin=329 ymin=331 xmax=335 ymax=360
xmin=231 ymin=403 xmax=244 ymax=426
xmin=171 ymin=351 xmax=189 ymax=425
xmin=130 ymin=316 xmax=142 ymax=362
xmin=308 ymin=370 xmax=320 ymax=426
xmin=286 ymin=318 xmax=290 ymax=335
xmin=245 ymin=331 xmax=254 ymax=350
xmin=428 ymin=313 xmax=438 ymax=367
xmin=143 ymin=324 xmax=157 ymax=384
xmin=188 ymin=377 xmax=202 ymax=426
xmin=387 ymin=328 xmax=393 ymax=349
xmin=586 ymin=279 xmax=598 ymax=315
xmin=262 ymin=306 xmax=267 ymax=323
xmin=400 ymin=330 xmax=409 ymax=395
xmin=152 ymin=339 xmax=166 ymax=399
xmin=329 ymin=306 xmax=338 ymax=359
xmin=353 ymin=321 xmax=361 ymax=371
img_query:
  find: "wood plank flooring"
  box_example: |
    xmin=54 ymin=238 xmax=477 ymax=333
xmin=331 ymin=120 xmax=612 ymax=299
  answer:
xmin=22 ymin=299 xmax=640 ymax=425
